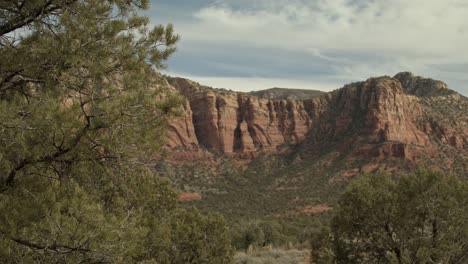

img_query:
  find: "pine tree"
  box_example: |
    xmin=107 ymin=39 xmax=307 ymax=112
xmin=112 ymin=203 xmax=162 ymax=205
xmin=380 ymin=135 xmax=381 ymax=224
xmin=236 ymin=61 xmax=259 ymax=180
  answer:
xmin=0 ymin=1 xmax=233 ymax=262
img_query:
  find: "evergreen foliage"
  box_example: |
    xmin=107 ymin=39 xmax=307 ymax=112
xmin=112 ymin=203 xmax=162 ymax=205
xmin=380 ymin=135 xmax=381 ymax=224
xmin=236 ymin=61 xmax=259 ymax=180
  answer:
xmin=0 ymin=0 xmax=233 ymax=262
xmin=332 ymin=170 xmax=468 ymax=264
xmin=308 ymin=226 xmax=334 ymax=264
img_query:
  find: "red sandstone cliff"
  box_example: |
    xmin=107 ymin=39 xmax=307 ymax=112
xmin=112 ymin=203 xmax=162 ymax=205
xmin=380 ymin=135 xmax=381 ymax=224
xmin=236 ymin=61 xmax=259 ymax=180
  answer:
xmin=168 ymin=77 xmax=315 ymax=156
xmin=165 ymin=98 xmax=199 ymax=149
xmin=165 ymin=73 xmax=467 ymax=174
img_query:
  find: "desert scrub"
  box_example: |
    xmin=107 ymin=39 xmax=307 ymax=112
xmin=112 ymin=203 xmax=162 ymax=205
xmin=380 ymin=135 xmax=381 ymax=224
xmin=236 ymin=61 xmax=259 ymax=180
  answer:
xmin=234 ymin=247 xmax=310 ymax=264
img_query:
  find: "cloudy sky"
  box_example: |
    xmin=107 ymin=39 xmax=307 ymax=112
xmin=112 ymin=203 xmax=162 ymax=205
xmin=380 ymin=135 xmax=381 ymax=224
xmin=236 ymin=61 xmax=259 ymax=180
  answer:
xmin=148 ymin=0 xmax=468 ymax=95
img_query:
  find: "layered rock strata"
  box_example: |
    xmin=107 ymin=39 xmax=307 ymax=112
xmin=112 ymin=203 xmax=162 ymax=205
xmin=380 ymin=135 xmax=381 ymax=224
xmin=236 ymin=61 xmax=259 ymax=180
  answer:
xmin=165 ymin=73 xmax=467 ymax=173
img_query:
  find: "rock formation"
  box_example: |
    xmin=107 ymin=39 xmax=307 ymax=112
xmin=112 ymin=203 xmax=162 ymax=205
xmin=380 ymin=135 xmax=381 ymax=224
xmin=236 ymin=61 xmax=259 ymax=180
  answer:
xmin=166 ymin=99 xmax=199 ymax=148
xmin=164 ymin=73 xmax=467 ymax=174
xmin=394 ymin=71 xmax=453 ymax=96
xmin=169 ymin=77 xmax=314 ymax=156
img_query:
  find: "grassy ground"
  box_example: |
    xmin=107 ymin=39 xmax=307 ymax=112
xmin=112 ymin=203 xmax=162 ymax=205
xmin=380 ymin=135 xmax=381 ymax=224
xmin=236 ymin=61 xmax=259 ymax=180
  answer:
xmin=234 ymin=247 xmax=310 ymax=264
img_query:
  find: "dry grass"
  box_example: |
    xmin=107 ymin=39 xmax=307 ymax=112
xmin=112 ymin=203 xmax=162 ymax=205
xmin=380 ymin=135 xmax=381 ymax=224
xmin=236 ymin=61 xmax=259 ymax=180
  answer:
xmin=234 ymin=247 xmax=310 ymax=264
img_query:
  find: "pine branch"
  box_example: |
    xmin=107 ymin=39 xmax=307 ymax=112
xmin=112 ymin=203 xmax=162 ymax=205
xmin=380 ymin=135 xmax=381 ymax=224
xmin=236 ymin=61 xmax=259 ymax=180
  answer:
xmin=0 ymin=0 xmax=79 ymax=37
xmin=11 ymin=237 xmax=90 ymax=254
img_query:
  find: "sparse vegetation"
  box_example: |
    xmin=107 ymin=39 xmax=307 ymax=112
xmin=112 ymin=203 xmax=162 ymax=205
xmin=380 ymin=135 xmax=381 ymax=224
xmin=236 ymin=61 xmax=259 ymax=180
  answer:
xmin=234 ymin=247 xmax=310 ymax=264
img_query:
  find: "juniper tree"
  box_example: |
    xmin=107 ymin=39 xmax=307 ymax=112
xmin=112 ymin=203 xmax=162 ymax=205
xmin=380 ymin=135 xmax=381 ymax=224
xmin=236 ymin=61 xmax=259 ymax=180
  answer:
xmin=332 ymin=170 xmax=468 ymax=264
xmin=0 ymin=0 xmax=232 ymax=262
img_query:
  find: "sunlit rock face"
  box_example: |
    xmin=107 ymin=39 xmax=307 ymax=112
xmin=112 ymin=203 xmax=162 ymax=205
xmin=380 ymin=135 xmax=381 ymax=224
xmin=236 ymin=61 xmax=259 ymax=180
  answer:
xmin=165 ymin=73 xmax=467 ymax=173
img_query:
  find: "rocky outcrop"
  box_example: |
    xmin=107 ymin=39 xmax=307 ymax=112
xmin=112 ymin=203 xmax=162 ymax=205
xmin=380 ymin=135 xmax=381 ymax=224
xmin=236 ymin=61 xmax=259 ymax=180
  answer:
xmin=164 ymin=73 xmax=467 ymax=174
xmin=169 ymin=77 xmax=314 ymax=156
xmin=166 ymin=99 xmax=199 ymax=148
xmin=394 ymin=72 xmax=453 ymax=97
xmin=305 ymin=77 xmax=429 ymax=145
xmin=302 ymin=75 xmax=466 ymax=173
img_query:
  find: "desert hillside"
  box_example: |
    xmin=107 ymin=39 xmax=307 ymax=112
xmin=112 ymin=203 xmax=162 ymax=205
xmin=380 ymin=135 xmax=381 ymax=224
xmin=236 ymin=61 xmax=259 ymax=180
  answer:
xmin=164 ymin=72 xmax=467 ymax=177
xmin=154 ymin=73 xmax=467 ymax=224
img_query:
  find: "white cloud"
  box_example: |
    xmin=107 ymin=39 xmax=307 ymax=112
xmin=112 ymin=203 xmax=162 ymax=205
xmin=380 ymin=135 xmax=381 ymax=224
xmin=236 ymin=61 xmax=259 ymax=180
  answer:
xmin=154 ymin=0 xmax=468 ymax=95
xmin=166 ymin=72 xmax=340 ymax=92
xmin=185 ymin=0 xmax=468 ymax=59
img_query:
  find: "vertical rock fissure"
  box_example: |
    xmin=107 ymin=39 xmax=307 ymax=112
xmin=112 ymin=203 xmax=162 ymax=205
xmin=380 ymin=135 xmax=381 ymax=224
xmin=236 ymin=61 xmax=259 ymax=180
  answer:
xmin=276 ymin=101 xmax=287 ymax=142
xmin=189 ymin=99 xmax=204 ymax=147
xmin=215 ymin=96 xmax=224 ymax=152
xmin=233 ymin=94 xmax=244 ymax=152
xmin=267 ymin=100 xmax=274 ymax=125
xmin=286 ymin=100 xmax=297 ymax=142
xmin=245 ymin=98 xmax=260 ymax=149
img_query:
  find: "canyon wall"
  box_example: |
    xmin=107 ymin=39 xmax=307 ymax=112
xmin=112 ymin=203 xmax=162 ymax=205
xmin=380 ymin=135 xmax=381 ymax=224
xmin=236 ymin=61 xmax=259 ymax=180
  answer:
xmin=165 ymin=73 xmax=467 ymax=172
xmin=168 ymin=77 xmax=316 ymax=156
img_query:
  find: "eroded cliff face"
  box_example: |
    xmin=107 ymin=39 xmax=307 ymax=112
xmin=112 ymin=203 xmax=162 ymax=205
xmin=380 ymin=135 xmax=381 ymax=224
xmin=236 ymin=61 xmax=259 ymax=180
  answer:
xmin=165 ymin=99 xmax=199 ymax=148
xmin=165 ymin=73 xmax=467 ymax=174
xmin=305 ymin=77 xmax=428 ymax=145
xmin=169 ymin=77 xmax=315 ymax=156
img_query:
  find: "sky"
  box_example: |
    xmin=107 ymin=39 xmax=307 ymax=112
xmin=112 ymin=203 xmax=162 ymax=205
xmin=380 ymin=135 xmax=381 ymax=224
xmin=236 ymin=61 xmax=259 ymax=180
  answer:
xmin=148 ymin=0 xmax=468 ymax=95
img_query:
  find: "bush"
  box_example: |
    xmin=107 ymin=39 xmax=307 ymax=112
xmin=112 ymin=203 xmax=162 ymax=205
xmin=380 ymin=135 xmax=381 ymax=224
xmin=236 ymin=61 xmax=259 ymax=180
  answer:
xmin=332 ymin=169 xmax=468 ymax=263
